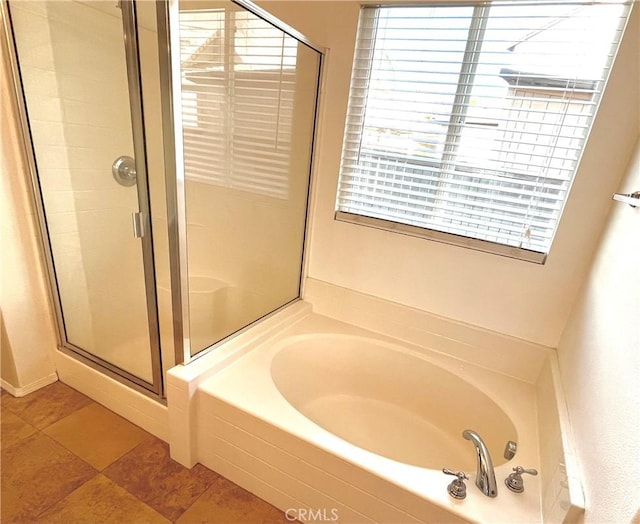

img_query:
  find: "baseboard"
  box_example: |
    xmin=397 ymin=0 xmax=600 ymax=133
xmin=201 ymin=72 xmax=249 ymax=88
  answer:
xmin=0 ymin=372 xmax=58 ymax=397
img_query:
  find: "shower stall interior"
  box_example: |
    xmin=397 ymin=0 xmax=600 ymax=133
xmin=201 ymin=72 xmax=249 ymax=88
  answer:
xmin=5 ymin=0 xmax=322 ymax=400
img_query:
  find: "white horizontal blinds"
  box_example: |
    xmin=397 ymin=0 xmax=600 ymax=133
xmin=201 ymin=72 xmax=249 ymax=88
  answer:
xmin=337 ymin=2 xmax=629 ymax=254
xmin=180 ymin=9 xmax=226 ymax=185
xmin=179 ymin=7 xmax=298 ymax=198
xmin=231 ymin=11 xmax=296 ymax=197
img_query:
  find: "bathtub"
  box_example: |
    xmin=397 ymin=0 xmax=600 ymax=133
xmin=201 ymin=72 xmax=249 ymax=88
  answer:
xmin=186 ymin=306 xmax=542 ymax=523
xmin=270 ymin=334 xmax=517 ymax=473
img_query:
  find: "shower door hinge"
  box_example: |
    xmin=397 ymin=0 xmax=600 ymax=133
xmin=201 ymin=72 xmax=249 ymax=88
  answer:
xmin=132 ymin=211 xmax=145 ymax=238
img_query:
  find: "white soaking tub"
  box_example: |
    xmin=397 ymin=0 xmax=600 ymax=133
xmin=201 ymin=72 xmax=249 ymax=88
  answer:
xmin=270 ymin=334 xmax=517 ymax=472
xmin=189 ymin=308 xmax=543 ymax=523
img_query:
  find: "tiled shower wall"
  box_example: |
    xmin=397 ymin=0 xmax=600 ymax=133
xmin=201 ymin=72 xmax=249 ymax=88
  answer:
xmin=11 ymin=1 xmax=152 ymax=380
xmin=10 ymin=2 xmax=95 ymax=350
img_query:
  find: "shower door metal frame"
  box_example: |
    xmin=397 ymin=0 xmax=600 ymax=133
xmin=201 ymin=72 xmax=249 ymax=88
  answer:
xmin=156 ymin=0 xmax=325 ymax=366
xmin=156 ymin=0 xmax=191 ymax=366
xmin=3 ymin=0 xmax=164 ymax=400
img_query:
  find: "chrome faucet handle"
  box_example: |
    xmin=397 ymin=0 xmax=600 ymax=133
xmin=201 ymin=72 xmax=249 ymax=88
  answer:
xmin=505 ymin=466 xmax=538 ymax=493
xmin=443 ymin=468 xmax=469 ymax=480
xmin=443 ymin=468 xmax=468 ymax=499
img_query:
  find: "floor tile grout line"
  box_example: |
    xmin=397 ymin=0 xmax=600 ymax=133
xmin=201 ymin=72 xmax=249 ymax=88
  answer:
xmin=30 ymin=469 xmax=102 ymax=522
xmin=3 ymin=385 xmax=293 ymax=524
xmin=101 ymin=436 xmax=219 ymax=523
xmin=1 ymin=386 xmax=94 ymax=432
xmin=2 ymin=427 xmax=101 ymax=522
xmin=0 ymin=418 xmax=39 ymax=452
xmin=171 ymin=475 xmax=217 ymax=524
xmin=37 ymin=472 xmax=169 ymax=524
xmin=1 ymin=424 xmax=163 ymax=523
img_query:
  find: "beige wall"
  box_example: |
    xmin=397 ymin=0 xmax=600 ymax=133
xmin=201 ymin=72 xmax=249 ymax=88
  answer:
xmin=556 ymin=138 xmax=640 ymax=522
xmin=1 ymin=18 xmax=57 ymax=392
xmin=262 ymin=1 xmax=639 ymax=347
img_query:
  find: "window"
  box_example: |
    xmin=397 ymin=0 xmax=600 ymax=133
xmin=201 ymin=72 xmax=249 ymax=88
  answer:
xmin=336 ymin=2 xmax=630 ymax=262
xmin=179 ymin=7 xmax=298 ymax=198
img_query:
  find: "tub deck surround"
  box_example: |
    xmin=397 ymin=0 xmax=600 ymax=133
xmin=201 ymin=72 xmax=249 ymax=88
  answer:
xmin=167 ymin=301 xmax=312 ymax=466
xmin=168 ymin=306 xmax=544 ymax=523
xmin=304 ymin=278 xmax=551 ymax=385
xmin=536 ymin=356 xmax=585 ymax=522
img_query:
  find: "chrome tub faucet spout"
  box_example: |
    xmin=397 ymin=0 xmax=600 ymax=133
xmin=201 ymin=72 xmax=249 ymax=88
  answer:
xmin=463 ymin=429 xmax=498 ymax=497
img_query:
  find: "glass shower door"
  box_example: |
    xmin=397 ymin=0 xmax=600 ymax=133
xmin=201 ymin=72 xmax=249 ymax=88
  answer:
xmin=8 ymin=0 xmax=162 ymax=393
xmin=170 ymin=1 xmax=322 ymax=356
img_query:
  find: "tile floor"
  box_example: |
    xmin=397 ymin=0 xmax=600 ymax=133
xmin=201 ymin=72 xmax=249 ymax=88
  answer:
xmin=1 ymin=382 xmax=293 ymax=523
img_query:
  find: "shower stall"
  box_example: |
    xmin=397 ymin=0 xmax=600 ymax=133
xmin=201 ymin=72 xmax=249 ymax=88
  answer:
xmin=4 ymin=0 xmax=322 ymax=400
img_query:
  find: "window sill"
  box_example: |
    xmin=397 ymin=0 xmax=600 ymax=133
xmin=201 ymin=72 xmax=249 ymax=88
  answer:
xmin=335 ymin=211 xmax=547 ymax=264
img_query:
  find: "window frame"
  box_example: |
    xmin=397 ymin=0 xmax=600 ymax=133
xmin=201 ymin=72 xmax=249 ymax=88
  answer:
xmin=335 ymin=2 xmax=630 ymax=264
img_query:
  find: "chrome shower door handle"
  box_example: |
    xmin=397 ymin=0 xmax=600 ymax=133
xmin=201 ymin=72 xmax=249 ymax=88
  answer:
xmin=112 ymin=155 xmax=137 ymax=186
xmin=132 ymin=212 xmax=145 ymax=238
